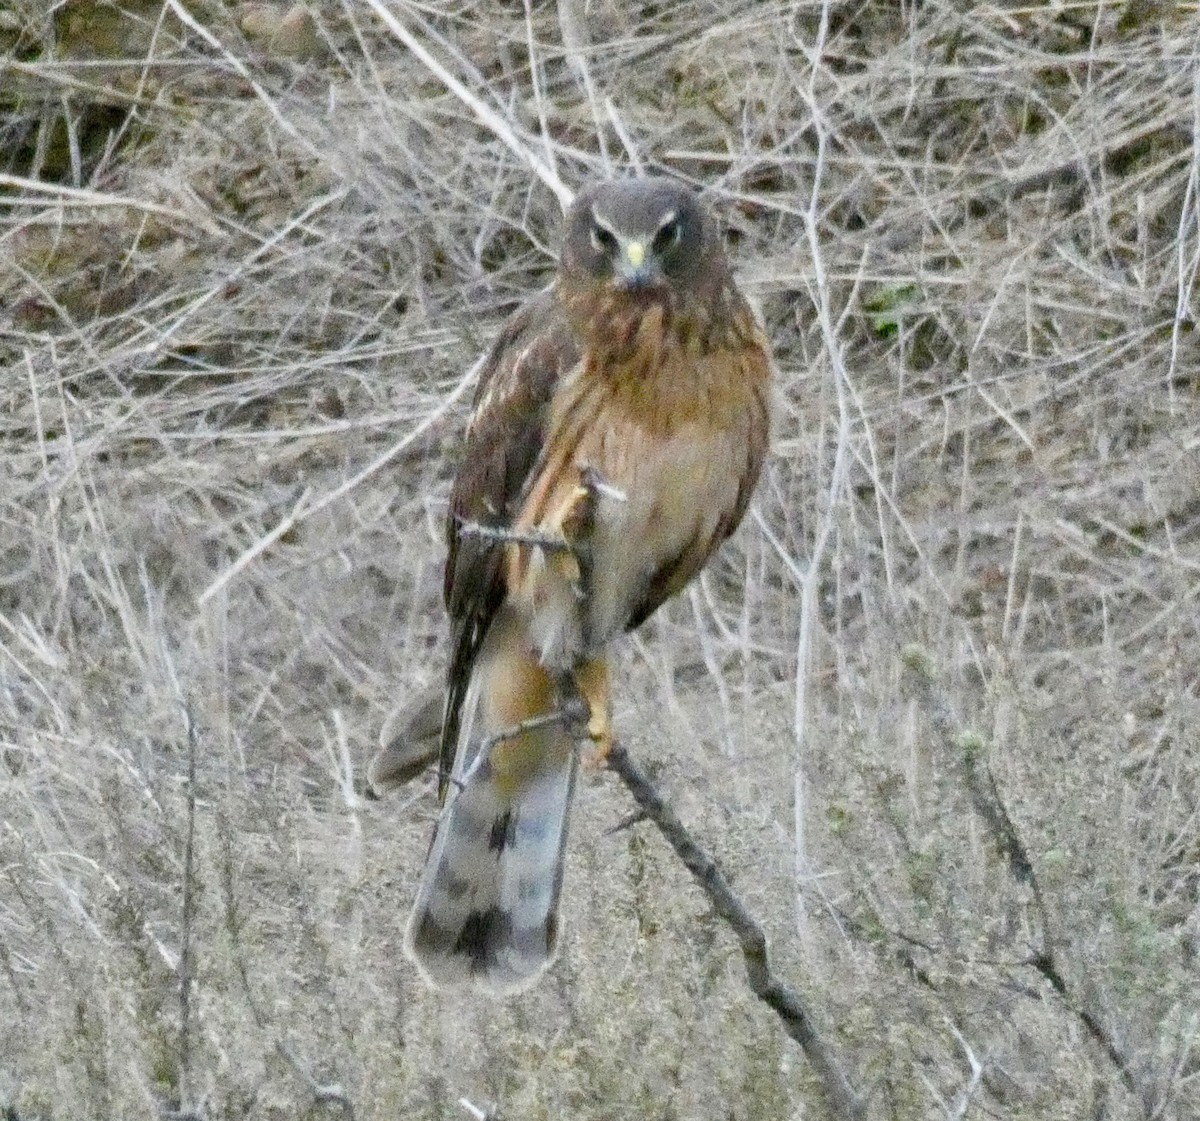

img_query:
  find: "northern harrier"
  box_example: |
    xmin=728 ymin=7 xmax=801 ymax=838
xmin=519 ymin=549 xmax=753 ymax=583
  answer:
xmin=397 ymin=178 xmax=773 ymax=992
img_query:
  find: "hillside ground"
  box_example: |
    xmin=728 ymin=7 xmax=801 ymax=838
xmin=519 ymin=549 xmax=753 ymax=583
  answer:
xmin=1 ymin=2 xmax=1198 ymax=1118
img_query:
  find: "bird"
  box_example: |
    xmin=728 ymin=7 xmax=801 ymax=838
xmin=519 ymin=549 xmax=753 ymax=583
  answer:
xmin=397 ymin=177 xmax=773 ymax=993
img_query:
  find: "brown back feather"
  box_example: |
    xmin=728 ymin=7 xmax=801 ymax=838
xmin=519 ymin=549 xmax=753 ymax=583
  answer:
xmin=439 ymin=288 xmax=580 ymax=792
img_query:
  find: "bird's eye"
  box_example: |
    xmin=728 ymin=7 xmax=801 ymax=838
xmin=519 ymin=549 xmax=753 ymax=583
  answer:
xmin=590 ymin=222 xmax=618 ymax=255
xmin=652 ymin=215 xmax=682 ymax=256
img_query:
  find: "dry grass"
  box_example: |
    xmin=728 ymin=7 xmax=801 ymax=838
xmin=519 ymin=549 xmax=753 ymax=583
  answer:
xmin=2 ymin=1 xmax=1199 ymax=1117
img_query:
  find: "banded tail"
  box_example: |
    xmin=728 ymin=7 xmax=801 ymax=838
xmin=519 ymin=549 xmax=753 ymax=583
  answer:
xmin=405 ymin=620 xmax=577 ymax=993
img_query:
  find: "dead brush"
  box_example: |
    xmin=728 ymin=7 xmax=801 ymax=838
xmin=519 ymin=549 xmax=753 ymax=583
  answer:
xmin=1 ymin=1 xmax=1198 ymax=1118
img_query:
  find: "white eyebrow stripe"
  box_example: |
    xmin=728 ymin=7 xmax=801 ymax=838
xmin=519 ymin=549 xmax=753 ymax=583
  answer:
xmin=654 ymin=209 xmax=678 ymax=234
xmin=590 ymin=206 xmax=620 ymax=239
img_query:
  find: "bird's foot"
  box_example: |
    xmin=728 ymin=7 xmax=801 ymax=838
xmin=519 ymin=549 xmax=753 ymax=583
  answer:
xmin=572 ymin=657 xmax=613 ymax=770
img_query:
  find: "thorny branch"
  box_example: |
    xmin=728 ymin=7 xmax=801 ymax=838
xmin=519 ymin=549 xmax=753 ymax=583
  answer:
xmin=605 ymin=742 xmax=868 ymax=1120
xmin=901 ymin=646 xmax=1146 ymax=1111
xmin=456 ymin=521 xmax=577 ymax=553
xmin=554 ymin=470 xmax=869 ymax=1121
xmin=454 ymin=698 xmax=589 ymax=792
xmin=278 ymin=1044 xmax=355 ymax=1120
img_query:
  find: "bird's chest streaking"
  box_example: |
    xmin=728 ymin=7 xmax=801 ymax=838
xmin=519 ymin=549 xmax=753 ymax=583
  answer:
xmin=505 ymin=300 xmax=767 ymax=670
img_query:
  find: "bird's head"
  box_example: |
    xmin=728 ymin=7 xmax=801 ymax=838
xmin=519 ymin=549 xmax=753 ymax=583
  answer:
xmin=559 ymin=178 xmax=721 ymax=299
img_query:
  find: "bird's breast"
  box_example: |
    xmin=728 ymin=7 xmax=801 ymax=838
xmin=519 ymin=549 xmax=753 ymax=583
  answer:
xmin=506 ymin=332 xmax=766 ymax=668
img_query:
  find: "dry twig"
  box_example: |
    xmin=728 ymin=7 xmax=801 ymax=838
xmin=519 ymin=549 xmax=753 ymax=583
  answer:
xmin=177 ymin=707 xmax=198 ymax=1114
xmin=902 ymin=646 xmax=1145 ymax=1109
xmin=605 ymin=741 xmax=868 ymax=1121
xmin=562 ymin=472 xmax=868 ymax=1119
xmin=277 ymin=1044 xmax=355 ymax=1120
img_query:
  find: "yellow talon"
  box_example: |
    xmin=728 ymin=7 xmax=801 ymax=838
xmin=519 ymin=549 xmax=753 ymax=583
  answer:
xmin=573 ymin=657 xmax=613 ymax=768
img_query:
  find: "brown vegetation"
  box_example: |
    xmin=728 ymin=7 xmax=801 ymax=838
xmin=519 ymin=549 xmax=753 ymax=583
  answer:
xmin=1 ymin=1 xmax=1198 ymax=1118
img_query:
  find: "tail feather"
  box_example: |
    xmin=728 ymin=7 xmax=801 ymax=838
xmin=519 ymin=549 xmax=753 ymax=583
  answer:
xmin=405 ymin=719 xmax=577 ymax=994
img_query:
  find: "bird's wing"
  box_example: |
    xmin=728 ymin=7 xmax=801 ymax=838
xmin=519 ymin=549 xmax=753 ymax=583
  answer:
xmin=440 ymin=286 xmax=580 ymax=793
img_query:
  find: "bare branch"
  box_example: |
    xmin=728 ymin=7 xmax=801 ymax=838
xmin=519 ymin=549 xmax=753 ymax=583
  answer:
xmin=177 ymin=706 xmax=198 ymax=1112
xmin=198 ymin=352 xmax=478 ymax=606
xmin=0 ymin=173 xmax=196 ymax=225
xmin=902 ymin=646 xmax=1145 ymax=1109
xmin=361 ymin=0 xmax=572 ymax=209
xmin=546 ymin=465 xmax=870 ymax=1119
xmin=277 ymin=1044 xmax=355 ymax=1120
xmin=458 ymin=1099 xmax=499 ymax=1121
xmin=605 ymin=742 xmax=868 ymax=1120
xmin=454 ymin=698 xmax=588 ymax=793
xmin=455 ymin=521 xmax=576 ymax=554
xmin=945 ymin=1021 xmax=985 ymax=1121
